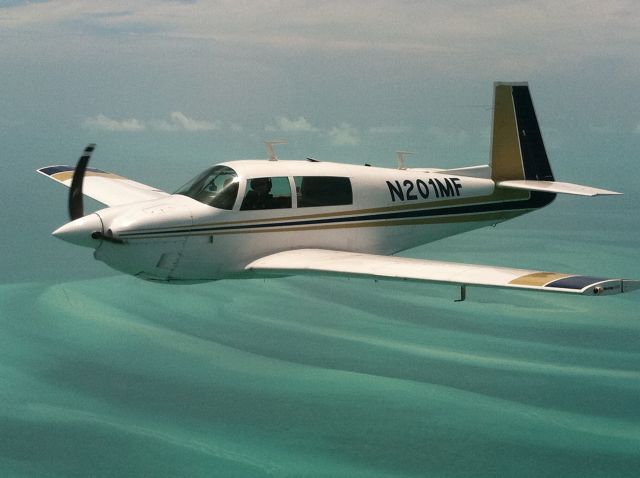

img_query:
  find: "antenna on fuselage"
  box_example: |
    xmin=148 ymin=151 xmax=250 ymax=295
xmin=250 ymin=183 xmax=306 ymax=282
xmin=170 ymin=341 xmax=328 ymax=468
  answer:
xmin=265 ymin=140 xmax=288 ymax=161
xmin=396 ymin=151 xmax=414 ymax=170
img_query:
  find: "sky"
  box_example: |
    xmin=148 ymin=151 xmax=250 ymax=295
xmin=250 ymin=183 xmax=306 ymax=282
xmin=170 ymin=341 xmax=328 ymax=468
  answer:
xmin=1 ymin=0 xmax=639 ymax=282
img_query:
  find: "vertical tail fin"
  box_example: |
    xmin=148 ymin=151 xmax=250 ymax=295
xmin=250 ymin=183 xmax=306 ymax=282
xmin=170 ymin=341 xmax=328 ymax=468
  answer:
xmin=490 ymin=82 xmax=554 ymax=182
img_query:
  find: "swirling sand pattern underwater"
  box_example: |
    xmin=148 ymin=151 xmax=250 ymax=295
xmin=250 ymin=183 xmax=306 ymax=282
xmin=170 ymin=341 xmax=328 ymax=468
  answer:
xmin=1 ymin=223 xmax=639 ymax=477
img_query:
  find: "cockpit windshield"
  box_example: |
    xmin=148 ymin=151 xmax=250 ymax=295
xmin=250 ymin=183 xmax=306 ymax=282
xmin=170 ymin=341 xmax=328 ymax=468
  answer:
xmin=175 ymin=165 xmax=239 ymax=210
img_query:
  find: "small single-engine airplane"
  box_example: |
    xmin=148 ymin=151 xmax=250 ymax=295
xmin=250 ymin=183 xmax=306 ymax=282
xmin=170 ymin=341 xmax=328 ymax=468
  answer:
xmin=38 ymin=83 xmax=639 ymax=299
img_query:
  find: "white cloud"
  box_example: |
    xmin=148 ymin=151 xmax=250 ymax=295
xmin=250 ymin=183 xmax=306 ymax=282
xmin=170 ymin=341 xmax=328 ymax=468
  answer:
xmin=266 ymin=116 xmax=319 ymax=133
xmin=369 ymin=125 xmax=411 ymax=135
xmin=328 ymin=122 xmax=360 ymax=146
xmin=82 ymin=114 xmax=146 ymax=132
xmin=152 ymin=112 xmax=220 ymax=132
xmin=81 ymin=112 xmax=220 ymax=132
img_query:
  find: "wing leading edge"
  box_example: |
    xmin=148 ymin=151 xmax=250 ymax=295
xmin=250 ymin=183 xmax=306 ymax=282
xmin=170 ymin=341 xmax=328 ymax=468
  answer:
xmin=247 ymin=249 xmax=640 ymax=297
xmin=38 ymin=165 xmax=169 ymax=207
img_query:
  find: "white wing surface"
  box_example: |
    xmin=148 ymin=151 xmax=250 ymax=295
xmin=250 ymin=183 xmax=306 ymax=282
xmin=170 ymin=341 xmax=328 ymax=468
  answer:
xmin=497 ymin=180 xmax=621 ymax=196
xmin=37 ymin=165 xmax=170 ymax=207
xmin=247 ymin=249 xmax=639 ymax=296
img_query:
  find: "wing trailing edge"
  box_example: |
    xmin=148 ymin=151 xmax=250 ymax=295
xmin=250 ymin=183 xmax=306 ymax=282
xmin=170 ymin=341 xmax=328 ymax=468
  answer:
xmin=246 ymin=249 xmax=639 ymax=297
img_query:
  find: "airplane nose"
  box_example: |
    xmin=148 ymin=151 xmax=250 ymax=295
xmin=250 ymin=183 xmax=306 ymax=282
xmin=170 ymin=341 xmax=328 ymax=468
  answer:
xmin=52 ymin=213 xmax=103 ymax=248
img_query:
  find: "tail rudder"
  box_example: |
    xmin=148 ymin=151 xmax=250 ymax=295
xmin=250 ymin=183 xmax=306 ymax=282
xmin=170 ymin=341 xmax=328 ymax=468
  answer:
xmin=491 ymin=83 xmax=620 ymax=197
xmin=490 ymin=82 xmax=554 ymax=182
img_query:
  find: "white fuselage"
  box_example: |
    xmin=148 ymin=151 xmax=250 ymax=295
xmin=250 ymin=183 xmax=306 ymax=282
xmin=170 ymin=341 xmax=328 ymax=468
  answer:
xmin=88 ymin=160 xmax=536 ymax=282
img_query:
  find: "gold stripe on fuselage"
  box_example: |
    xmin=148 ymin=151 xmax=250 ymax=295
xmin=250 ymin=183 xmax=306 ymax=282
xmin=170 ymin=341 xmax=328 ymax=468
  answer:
xmin=121 ymin=188 xmax=530 ymax=237
xmin=123 ymin=209 xmax=529 ymax=239
xmin=206 ymin=188 xmax=528 ymax=228
xmin=202 ymin=210 xmax=527 ymax=236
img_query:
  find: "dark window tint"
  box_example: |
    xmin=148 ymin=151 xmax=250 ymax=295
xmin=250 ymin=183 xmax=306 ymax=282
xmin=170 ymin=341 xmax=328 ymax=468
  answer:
xmin=295 ymin=176 xmax=352 ymax=207
xmin=240 ymin=176 xmax=292 ymax=211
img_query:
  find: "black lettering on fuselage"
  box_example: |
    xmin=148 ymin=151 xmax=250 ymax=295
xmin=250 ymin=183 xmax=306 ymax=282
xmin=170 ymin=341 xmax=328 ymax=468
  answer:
xmin=386 ymin=180 xmax=404 ymax=202
xmin=451 ymin=177 xmax=462 ymax=196
xmin=404 ymin=179 xmax=418 ymax=200
xmin=387 ymin=176 xmax=463 ymax=202
xmin=434 ymin=178 xmax=455 ymax=197
xmin=416 ymin=179 xmax=429 ymax=199
xmin=428 ymin=179 xmax=439 ymax=198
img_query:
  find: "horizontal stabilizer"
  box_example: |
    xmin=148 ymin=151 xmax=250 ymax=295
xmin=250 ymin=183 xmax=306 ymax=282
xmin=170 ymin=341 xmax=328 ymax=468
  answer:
xmin=38 ymin=165 xmax=169 ymax=207
xmin=247 ymin=249 xmax=638 ymax=297
xmin=497 ymin=180 xmax=621 ymax=196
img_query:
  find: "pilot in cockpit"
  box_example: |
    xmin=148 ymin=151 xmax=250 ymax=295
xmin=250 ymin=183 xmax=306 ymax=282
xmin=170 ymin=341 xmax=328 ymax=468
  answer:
xmin=241 ymin=177 xmax=273 ymax=210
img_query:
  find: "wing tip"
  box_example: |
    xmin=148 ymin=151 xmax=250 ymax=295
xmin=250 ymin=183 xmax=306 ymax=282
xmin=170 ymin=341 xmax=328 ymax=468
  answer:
xmin=622 ymin=280 xmax=640 ymax=294
xmin=37 ymin=165 xmax=72 ymax=176
xmin=579 ymin=279 xmax=640 ymax=296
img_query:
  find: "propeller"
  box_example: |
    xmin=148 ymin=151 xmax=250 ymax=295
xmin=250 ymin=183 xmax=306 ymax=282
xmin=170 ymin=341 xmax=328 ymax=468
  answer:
xmin=68 ymin=143 xmax=96 ymax=220
xmin=52 ymin=143 xmax=119 ymax=247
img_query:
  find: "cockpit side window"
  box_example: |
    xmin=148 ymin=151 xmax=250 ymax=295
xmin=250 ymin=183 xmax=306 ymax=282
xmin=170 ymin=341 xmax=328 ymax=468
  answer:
xmin=240 ymin=176 xmax=292 ymax=211
xmin=175 ymin=165 xmax=239 ymax=210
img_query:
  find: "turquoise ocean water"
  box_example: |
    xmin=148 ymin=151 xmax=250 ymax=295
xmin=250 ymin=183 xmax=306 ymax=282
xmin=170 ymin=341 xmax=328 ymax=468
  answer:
xmin=1 ymin=195 xmax=639 ymax=477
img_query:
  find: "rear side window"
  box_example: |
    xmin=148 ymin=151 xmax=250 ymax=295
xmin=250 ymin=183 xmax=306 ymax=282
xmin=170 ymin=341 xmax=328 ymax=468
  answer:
xmin=295 ymin=176 xmax=352 ymax=207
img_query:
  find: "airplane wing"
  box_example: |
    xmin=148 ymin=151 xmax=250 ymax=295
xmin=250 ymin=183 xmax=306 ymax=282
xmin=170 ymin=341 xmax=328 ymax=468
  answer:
xmin=246 ymin=249 xmax=640 ymax=297
xmin=37 ymin=165 xmax=170 ymax=207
